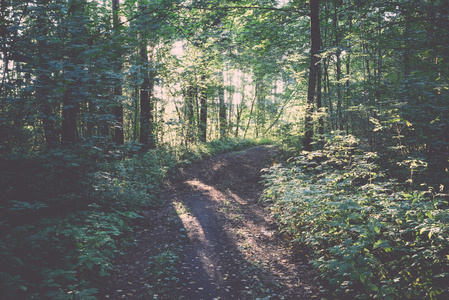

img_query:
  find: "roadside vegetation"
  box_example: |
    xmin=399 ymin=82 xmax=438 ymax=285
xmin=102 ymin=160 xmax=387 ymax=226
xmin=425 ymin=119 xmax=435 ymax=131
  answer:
xmin=0 ymin=138 xmax=255 ymax=299
xmin=262 ymin=133 xmax=449 ymax=299
xmin=1 ymin=0 xmax=448 ymax=299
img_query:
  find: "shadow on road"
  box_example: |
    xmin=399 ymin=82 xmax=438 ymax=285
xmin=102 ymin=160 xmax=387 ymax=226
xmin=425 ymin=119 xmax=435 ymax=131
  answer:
xmin=105 ymin=146 xmax=320 ymax=299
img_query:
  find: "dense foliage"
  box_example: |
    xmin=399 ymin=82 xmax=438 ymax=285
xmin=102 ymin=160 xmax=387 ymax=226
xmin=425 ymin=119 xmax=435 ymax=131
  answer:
xmin=262 ymin=133 xmax=449 ymax=299
xmin=0 ymin=137 xmax=254 ymax=299
xmin=1 ymin=0 xmax=448 ymax=298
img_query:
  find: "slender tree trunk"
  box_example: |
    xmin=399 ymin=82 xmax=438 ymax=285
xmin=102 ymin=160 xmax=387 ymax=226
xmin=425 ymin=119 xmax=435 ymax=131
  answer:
xmin=323 ymin=58 xmax=334 ymax=130
xmin=334 ymin=4 xmax=343 ymax=131
xmin=303 ymin=0 xmax=321 ymax=151
xmin=41 ymin=97 xmax=58 ymax=148
xmin=403 ymin=10 xmax=411 ymax=77
xmin=199 ymin=78 xmax=208 ymax=142
xmin=185 ymin=85 xmax=196 ymax=143
xmin=139 ymin=45 xmax=155 ymax=149
xmin=218 ymin=70 xmax=227 ymax=139
xmin=133 ymin=84 xmax=139 ymax=140
xmin=244 ymin=83 xmax=258 ymax=138
xmin=345 ymin=13 xmax=351 ymax=134
xmin=317 ymin=60 xmax=324 ymax=136
xmin=256 ymin=81 xmax=266 ymax=138
xmin=36 ymin=1 xmax=58 ymax=148
xmin=61 ymin=87 xmax=78 ymax=145
xmin=235 ymin=83 xmax=245 ymax=138
xmin=112 ymin=0 xmax=124 ymax=145
xmin=227 ymin=83 xmax=234 ymax=136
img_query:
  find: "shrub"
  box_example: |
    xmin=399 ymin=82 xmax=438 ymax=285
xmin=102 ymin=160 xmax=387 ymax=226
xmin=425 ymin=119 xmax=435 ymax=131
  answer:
xmin=262 ymin=132 xmax=449 ymax=299
xmin=0 ymin=138 xmax=257 ymax=299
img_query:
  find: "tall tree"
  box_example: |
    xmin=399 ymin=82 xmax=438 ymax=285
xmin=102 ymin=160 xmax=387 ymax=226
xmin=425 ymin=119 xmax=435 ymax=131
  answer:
xmin=35 ymin=0 xmax=58 ymax=148
xmin=112 ymin=0 xmax=124 ymax=145
xmin=61 ymin=0 xmax=88 ymax=146
xmin=199 ymin=75 xmax=208 ymax=142
xmin=303 ymin=0 xmax=321 ymax=151
xmin=218 ymin=69 xmax=227 ymax=138
xmin=333 ymin=1 xmax=343 ymax=131
xmin=138 ymin=3 xmax=155 ymax=149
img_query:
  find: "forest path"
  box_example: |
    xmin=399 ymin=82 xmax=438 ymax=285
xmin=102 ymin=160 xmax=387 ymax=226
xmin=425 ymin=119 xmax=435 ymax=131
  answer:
xmin=105 ymin=145 xmax=321 ymax=299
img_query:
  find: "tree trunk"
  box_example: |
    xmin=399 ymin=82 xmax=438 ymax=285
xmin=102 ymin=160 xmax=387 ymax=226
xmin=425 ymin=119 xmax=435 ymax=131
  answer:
xmin=112 ymin=0 xmax=124 ymax=145
xmin=61 ymin=87 xmax=78 ymax=145
xmin=317 ymin=59 xmax=324 ymax=136
xmin=303 ymin=0 xmax=321 ymax=151
xmin=334 ymin=4 xmax=343 ymax=131
xmin=244 ymin=83 xmax=258 ymax=138
xmin=256 ymin=81 xmax=266 ymax=138
xmin=345 ymin=13 xmax=351 ymax=134
xmin=36 ymin=1 xmax=58 ymax=148
xmin=138 ymin=4 xmax=155 ymax=150
xmin=139 ymin=44 xmax=155 ymax=149
xmin=185 ymin=85 xmax=196 ymax=144
xmin=199 ymin=79 xmax=208 ymax=142
xmin=61 ymin=0 xmax=86 ymax=147
xmin=218 ymin=70 xmax=227 ymax=139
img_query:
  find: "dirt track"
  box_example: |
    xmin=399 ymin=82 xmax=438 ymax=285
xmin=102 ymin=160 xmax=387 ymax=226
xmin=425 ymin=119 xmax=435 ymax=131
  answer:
xmin=106 ymin=145 xmax=321 ymax=299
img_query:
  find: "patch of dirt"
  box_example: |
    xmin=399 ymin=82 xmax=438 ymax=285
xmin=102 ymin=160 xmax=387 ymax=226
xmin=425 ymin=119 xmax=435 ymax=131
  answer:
xmin=105 ymin=145 xmax=322 ymax=299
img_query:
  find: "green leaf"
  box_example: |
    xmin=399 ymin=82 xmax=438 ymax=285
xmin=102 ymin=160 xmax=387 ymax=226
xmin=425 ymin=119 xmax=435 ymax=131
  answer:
xmin=373 ymin=239 xmax=388 ymax=250
xmin=360 ymin=273 xmax=366 ymax=284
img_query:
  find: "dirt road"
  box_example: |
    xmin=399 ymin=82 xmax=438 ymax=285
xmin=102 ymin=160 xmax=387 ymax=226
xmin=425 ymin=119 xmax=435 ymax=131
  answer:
xmin=106 ymin=145 xmax=321 ymax=299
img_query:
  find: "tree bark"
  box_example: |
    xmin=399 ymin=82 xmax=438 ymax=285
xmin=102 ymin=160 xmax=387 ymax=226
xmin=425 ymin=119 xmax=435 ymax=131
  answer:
xmin=138 ymin=3 xmax=155 ymax=150
xmin=244 ymin=83 xmax=258 ymax=138
xmin=303 ymin=0 xmax=321 ymax=151
xmin=199 ymin=78 xmax=208 ymax=142
xmin=185 ymin=85 xmax=196 ymax=144
xmin=112 ymin=0 xmax=124 ymax=145
xmin=218 ymin=70 xmax=227 ymax=139
xmin=345 ymin=13 xmax=351 ymax=134
xmin=334 ymin=4 xmax=343 ymax=131
xmin=317 ymin=58 xmax=324 ymax=136
xmin=139 ymin=44 xmax=155 ymax=149
xmin=61 ymin=0 xmax=86 ymax=146
xmin=61 ymin=87 xmax=78 ymax=145
xmin=36 ymin=0 xmax=58 ymax=148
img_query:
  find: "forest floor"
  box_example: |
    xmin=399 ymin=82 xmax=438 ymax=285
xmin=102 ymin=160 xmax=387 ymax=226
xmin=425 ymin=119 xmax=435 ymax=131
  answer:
xmin=104 ymin=145 xmax=323 ymax=299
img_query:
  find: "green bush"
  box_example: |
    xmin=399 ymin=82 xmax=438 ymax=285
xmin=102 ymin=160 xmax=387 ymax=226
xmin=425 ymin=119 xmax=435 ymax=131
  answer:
xmin=0 ymin=138 xmax=257 ymax=299
xmin=262 ymin=132 xmax=449 ymax=299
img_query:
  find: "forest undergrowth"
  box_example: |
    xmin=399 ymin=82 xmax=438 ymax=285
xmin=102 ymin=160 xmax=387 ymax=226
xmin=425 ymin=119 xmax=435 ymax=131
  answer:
xmin=262 ymin=132 xmax=449 ymax=299
xmin=0 ymin=138 xmax=256 ymax=299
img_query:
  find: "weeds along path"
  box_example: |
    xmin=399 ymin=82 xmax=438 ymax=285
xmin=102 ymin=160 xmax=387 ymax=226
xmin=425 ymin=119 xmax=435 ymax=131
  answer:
xmin=105 ymin=145 xmax=321 ymax=299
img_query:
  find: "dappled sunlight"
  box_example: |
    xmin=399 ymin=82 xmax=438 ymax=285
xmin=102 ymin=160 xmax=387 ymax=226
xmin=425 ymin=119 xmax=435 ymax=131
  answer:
xmin=185 ymin=179 xmax=247 ymax=205
xmin=176 ymin=150 xmax=319 ymax=298
xmin=172 ymin=200 xmax=216 ymax=279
